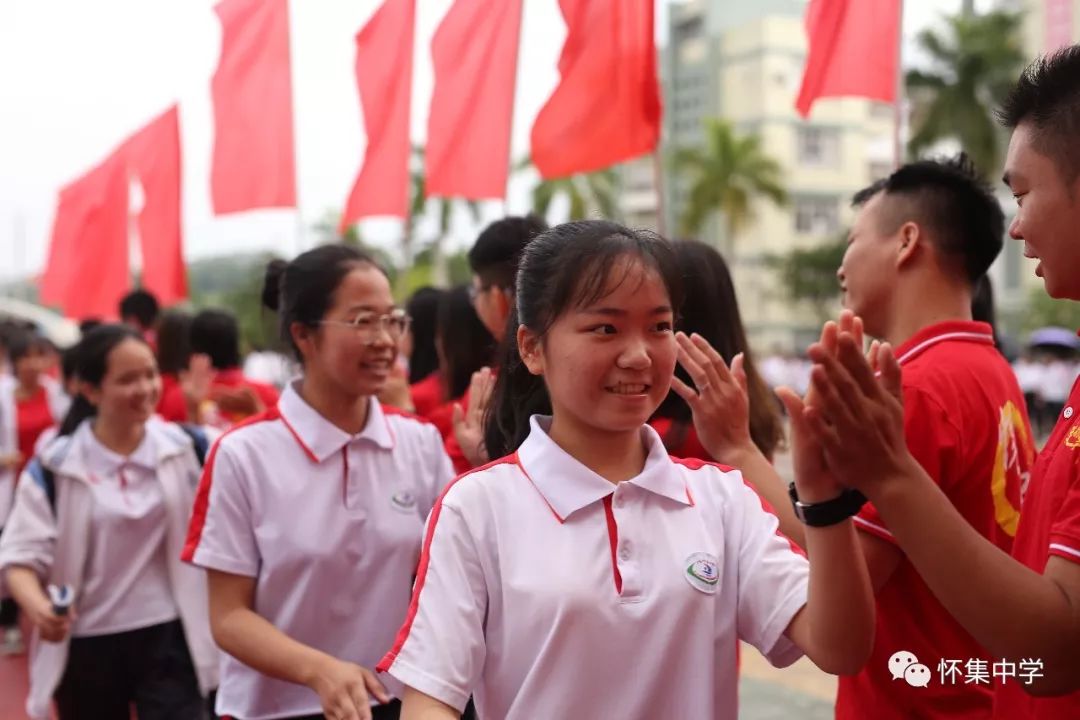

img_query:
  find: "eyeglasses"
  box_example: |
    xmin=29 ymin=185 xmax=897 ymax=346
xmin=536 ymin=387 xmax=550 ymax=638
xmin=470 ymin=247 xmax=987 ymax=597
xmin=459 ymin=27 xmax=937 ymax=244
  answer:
xmin=467 ymin=284 xmax=486 ymax=303
xmin=320 ymin=310 xmax=411 ymax=340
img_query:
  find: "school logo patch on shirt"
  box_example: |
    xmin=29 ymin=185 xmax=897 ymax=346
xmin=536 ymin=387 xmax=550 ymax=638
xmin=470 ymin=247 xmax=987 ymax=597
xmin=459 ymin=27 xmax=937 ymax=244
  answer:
xmin=390 ymin=489 xmax=418 ymax=512
xmin=1065 ymin=424 xmax=1080 ymax=450
xmin=684 ymin=552 xmax=720 ymax=594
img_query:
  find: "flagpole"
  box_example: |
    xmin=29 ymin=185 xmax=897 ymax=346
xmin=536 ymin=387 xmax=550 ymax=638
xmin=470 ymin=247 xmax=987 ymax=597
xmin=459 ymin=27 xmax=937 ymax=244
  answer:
xmin=652 ymin=149 xmax=667 ymax=237
xmin=893 ymin=0 xmax=906 ymax=168
xmin=286 ymin=0 xmax=304 ymax=255
xmin=503 ymin=0 xmax=526 ymax=216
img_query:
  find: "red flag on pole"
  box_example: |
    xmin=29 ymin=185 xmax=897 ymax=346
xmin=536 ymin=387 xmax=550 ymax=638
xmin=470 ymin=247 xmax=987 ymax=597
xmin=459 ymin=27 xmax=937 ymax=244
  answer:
xmin=530 ymin=0 xmax=660 ymax=180
xmin=340 ymin=0 xmax=415 ymax=230
xmin=425 ymin=0 xmax=523 ymax=200
xmin=40 ymin=155 xmax=130 ymax=320
xmin=122 ymin=105 xmax=186 ymax=304
xmin=795 ymin=0 xmax=902 ymax=117
xmin=210 ymin=0 xmax=296 ymax=214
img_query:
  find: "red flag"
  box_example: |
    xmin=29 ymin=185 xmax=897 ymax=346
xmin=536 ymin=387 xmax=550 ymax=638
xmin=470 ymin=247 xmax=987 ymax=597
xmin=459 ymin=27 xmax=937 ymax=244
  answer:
xmin=426 ymin=0 xmax=523 ymax=199
xmin=122 ymin=105 xmax=186 ymax=304
xmin=795 ymin=0 xmax=901 ymax=117
xmin=530 ymin=0 xmax=660 ymax=180
xmin=40 ymin=155 xmax=130 ymax=320
xmin=210 ymin=0 xmax=296 ymax=214
xmin=340 ymin=0 xmax=415 ymax=229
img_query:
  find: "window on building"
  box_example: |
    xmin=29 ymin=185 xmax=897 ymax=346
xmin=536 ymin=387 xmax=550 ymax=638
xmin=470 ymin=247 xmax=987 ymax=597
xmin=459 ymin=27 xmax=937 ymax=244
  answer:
xmin=794 ymin=197 xmax=840 ymax=235
xmin=797 ymin=127 xmax=840 ymax=167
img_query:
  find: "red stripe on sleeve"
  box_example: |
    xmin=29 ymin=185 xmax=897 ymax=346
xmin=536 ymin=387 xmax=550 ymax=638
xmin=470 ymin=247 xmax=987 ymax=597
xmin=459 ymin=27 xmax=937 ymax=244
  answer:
xmin=377 ymin=453 xmax=519 ymax=674
xmin=181 ymin=409 xmax=279 ymax=563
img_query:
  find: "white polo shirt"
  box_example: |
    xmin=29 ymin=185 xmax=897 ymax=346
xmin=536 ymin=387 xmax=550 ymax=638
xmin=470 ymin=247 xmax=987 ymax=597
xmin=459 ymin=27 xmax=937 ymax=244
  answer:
xmin=73 ymin=421 xmax=179 ymax=637
xmin=379 ymin=415 xmax=810 ymax=719
xmin=183 ymin=383 xmax=454 ymax=720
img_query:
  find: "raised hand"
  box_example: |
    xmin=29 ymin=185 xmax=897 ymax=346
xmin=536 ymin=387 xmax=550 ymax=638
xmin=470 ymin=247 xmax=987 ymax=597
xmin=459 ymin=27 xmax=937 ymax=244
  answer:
xmin=803 ymin=333 xmax=913 ymax=498
xmin=452 ymin=367 xmax=494 ymax=468
xmin=670 ymin=332 xmax=754 ymax=460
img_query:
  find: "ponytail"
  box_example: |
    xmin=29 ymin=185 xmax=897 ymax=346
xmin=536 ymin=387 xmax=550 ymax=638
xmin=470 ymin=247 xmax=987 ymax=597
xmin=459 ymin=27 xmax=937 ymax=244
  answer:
xmin=483 ymin=306 xmax=551 ymax=459
xmin=58 ymin=395 xmax=97 ymax=438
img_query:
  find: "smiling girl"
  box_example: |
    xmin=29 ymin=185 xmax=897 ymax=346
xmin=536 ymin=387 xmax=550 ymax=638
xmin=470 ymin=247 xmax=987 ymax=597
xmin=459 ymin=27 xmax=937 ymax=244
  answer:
xmin=378 ymin=221 xmax=875 ymax=719
xmin=183 ymin=244 xmax=454 ymax=720
xmin=0 ymin=325 xmax=216 ymax=720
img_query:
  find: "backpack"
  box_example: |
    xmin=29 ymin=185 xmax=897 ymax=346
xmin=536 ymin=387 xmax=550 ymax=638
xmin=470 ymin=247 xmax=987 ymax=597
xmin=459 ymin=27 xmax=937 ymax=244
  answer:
xmin=28 ymin=423 xmax=209 ymax=516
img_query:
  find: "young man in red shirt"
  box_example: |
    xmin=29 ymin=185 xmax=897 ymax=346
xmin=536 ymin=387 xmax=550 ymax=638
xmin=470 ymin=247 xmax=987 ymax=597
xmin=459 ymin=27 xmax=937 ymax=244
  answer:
xmin=190 ymin=309 xmax=280 ymax=426
xmin=446 ymin=215 xmax=546 ymax=472
xmin=799 ymin=46 xmax=1080 ymax=720
xmin=723 ymin=155 xmax=1034 ymax=719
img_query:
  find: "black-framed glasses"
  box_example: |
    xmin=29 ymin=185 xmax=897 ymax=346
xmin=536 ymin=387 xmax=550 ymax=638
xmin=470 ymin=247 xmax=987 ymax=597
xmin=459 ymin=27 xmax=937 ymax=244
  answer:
xmin=320 ymin=309 xmax=411 ymax=340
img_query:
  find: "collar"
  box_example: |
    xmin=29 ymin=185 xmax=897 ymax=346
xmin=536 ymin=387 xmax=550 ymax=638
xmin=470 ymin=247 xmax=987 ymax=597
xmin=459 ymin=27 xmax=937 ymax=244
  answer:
xmin=516 ymin=415 xmax=690 ymax=522
xmin=893 ymin=320 xmax=995 ymax=366
xmin=76 ymin=420 xmax=158 ymax=477
xmin=277 ymin=382 xmax=393 ymax=463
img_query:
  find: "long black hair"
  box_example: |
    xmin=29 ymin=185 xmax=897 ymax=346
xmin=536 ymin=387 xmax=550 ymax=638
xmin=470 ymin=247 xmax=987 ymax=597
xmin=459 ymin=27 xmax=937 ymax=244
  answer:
xmin=653 ymin=240 xmax=784 ymax=460
xmin=437 ymin=285 xmax=495 ymax=400
xmin=156 ymin=309 xmax=192 ymax=376
xmin=482 ymin=220 xmax=684 ymax=459
xmin=57 ymin=325 xmax=147 ymax=437
xmin=262 ymin=244 xmax=386 ymax=364
xmin=405 ymin=287 xmax=444 ymax=384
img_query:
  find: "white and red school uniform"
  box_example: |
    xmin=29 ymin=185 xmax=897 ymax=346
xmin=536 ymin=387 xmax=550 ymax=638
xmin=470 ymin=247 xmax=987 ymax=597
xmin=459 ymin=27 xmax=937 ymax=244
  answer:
xmin=994 ymin=373 xmax=1080 ymax=719
xmin=378 ymin=415 xmax=810 ymax=719
xmin=183 ymin=382 xmax=455 ymax=720
xmin=0 ymin=418 xmax=217 ymax=720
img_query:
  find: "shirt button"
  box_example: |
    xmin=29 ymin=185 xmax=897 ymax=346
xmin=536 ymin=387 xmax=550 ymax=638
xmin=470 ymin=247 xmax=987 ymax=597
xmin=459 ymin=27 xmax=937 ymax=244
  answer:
xmin=1066 ymin=406 xmax=1074 ymax=420
xmin=619 ymin=542 xmax=632 ymax=561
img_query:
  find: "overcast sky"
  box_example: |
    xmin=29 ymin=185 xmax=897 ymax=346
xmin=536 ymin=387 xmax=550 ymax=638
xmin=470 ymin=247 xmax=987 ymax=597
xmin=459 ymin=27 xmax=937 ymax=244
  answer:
xmin=0 ymin=0 xmax=992 ymax=282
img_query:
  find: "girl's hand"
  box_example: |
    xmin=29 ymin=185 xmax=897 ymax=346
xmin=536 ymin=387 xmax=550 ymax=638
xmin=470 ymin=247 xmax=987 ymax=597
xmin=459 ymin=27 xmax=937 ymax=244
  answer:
xmin=27 ymin=595 xmax=74 ymax=643
xmin=670 ymin=332 xmax=755 ymax=460
xmin=308 ymin=657 xmax=391 ymax=720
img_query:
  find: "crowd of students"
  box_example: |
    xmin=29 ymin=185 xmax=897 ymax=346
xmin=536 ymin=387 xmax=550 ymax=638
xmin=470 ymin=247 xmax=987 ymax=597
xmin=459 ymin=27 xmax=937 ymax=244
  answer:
xmin=0 ymin=45 xmax=1077 ymax=720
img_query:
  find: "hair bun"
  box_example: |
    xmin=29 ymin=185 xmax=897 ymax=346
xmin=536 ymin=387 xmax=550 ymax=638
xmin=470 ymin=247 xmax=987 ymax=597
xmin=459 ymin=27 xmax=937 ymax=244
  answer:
xmin=262 ymin=259 xmax=287 ymax=312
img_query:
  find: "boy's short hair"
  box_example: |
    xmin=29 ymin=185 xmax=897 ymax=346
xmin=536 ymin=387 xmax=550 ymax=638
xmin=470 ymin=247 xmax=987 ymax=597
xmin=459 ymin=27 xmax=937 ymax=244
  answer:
xmin=852 ymin=154 xmax=1004 ymax=283
xmin=998 ymin=44 xmax=1080 ymax=182
xmin=467 ymin=215 xmax=549 ymax=292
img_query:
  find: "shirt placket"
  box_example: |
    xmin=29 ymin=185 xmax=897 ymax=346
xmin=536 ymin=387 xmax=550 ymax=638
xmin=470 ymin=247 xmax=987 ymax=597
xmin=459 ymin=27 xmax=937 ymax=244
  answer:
xmin=609 ymin=486 xmax=643 ymax=601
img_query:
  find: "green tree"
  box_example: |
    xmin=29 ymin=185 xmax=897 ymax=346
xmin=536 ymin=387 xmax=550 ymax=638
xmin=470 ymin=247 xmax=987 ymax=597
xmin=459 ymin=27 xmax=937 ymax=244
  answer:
xmin=1020 ymin=288 xmax=1080 ymax=335
xmin=905 ymin=9 xmax=1026 ymax=179
xmin=673 ymin=118 xmax=787 ymax=251
xmin=516 ymin=158 xmax=619 ymax=222
xmin=766 ymin=238 xmax=847 ymax=322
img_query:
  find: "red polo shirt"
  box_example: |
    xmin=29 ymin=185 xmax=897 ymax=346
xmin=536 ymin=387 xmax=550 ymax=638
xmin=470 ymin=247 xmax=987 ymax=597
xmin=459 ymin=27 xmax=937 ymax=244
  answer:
xmin=410 ymin=372 xmax=445 ymax=420
xmin=837 ymin=321 xmax=1035 ymax=720
xmin=993 ymin=373 xmax=1080 ymax=719
xmin=156 ymin=372 xmax=189 ymax=423
xmin=210 ymin=368 xmax=281 ymax=424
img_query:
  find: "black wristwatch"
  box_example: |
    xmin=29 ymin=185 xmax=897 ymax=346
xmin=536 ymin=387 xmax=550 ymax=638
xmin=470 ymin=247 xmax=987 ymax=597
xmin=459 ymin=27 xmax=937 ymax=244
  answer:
xmin=788 ymin=482 xmax=868 ymax=527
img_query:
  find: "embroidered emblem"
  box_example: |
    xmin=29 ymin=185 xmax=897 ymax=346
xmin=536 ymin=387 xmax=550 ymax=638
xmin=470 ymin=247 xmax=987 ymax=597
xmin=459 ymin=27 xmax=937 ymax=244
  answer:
xmin=1065 ymin=425 xmax=1080 ymax=450
xmin=390 ymin=489 xmax=418 ymax=512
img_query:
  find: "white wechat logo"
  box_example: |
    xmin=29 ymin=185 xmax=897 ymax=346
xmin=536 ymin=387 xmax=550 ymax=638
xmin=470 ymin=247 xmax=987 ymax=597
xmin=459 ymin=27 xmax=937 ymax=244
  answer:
xmin=889 ymin=650 xmax=931 ymax=688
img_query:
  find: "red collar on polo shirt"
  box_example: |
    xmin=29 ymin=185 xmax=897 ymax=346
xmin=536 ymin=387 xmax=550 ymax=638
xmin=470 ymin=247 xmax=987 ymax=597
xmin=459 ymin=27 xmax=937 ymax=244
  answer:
xmin=516 ymin=415 xmax=693 ymax=523
xmin=893 ymin=320 xmax=996 ymax=367
xmin=277 ymin=384 xmax=394 ymax=463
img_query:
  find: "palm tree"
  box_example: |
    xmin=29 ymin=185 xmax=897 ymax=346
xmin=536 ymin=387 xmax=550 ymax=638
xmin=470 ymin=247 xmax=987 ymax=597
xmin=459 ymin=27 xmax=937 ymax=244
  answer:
xmin=905 ymin=10 xmax=1025 ymax=180
xmin=516 ymin=158 xmax=620 ymax=223
xmin=408 ymin=146 xmax=480 ymax=288
xmin=672 ymin=118 xmax=787 ymax=251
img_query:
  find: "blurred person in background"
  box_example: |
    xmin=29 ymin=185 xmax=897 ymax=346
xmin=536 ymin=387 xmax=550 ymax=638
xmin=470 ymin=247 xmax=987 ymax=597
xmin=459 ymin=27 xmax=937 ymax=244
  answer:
xmin=0 ymin=324 xmax=216 ymax=719
xmin=119 ymin=289 xmax=160 ymax=348
xmin=404 ymin=287 xmax=445 ymax=418
xmin=190 ymin=309 xmax=280 ymax=427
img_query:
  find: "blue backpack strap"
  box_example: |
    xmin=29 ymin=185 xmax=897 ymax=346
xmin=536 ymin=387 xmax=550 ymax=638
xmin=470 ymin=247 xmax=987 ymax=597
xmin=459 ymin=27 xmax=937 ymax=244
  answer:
xmin=177 ymin=423 xmax=209 ymax=467
xmin=25 ymin=458 xmax=57 ymax=516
